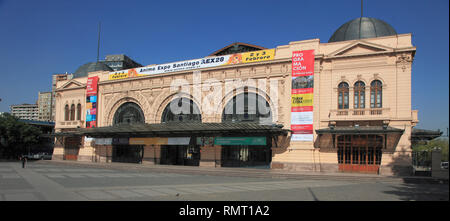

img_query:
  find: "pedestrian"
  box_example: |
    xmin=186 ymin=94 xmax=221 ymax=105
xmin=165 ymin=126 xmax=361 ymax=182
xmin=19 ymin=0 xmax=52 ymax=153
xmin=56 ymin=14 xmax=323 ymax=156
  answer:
xmin=21 ymin=155 xmax=27 ymax=168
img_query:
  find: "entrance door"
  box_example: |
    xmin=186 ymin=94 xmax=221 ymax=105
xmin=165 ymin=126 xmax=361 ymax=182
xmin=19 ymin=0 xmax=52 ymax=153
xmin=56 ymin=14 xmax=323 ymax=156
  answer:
xmin=112 ymin=145 xmax=143 ymax=163
xmin=64 ymin=137 xmax=81 ymax=161
xmin=160 ymin=145 xmax=200 ymax=166
xmin=221 ymin=145 xmax=271 ymax=168
xmin=337 ymin=135 xmax=383 ymax=173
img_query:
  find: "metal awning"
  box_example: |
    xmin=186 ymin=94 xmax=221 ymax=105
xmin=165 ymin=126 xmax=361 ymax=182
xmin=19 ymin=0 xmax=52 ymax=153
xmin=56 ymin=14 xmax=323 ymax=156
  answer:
xmin=53 ymin=122 xmax=290 ymax=138
xmin=315 ymin=126 xmax=404 ymax=135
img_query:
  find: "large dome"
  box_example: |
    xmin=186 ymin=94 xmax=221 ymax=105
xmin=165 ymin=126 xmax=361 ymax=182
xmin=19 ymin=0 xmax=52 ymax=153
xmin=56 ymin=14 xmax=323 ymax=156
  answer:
xmin=328 ymin=17 xmax=397 ymax=43
xmin=73 ymin=61 xmax=113 ymax=78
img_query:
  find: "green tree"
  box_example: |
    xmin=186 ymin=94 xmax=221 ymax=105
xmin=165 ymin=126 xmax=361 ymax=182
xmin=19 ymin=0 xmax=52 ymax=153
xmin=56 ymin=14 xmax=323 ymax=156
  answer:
xmin=413 ymin=138 xmax=449 ymax=162
xmin=0 ymin=113 xmax=42 ymax=159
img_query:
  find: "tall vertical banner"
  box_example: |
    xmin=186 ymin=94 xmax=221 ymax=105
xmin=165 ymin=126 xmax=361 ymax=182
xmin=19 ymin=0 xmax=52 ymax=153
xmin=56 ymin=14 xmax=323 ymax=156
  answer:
xmin=86 ymin=76 xmax=99 ymax=128
xmin=291 ymin=50 xmax=314 ymax=141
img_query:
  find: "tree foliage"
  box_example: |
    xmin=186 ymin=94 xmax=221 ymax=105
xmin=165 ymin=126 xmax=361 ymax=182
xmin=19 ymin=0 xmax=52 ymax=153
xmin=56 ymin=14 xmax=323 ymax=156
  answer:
xmin=413 ymin=138 xmax=449 ymax=162
xmin=0 ymin=113 xmax=42 ymax=158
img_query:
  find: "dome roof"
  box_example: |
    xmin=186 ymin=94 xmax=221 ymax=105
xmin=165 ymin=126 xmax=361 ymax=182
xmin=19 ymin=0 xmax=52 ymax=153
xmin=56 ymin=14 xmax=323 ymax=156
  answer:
xmin=328 ymin=17 xmax=397 ymax=43
xmin=73 ymin=61 xmax=113 ymax=78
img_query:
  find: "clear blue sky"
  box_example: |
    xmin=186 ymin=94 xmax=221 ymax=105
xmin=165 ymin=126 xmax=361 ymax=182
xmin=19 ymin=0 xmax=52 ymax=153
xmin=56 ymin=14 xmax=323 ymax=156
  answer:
xmin=0 ymin=0 xmax=448 ymax=133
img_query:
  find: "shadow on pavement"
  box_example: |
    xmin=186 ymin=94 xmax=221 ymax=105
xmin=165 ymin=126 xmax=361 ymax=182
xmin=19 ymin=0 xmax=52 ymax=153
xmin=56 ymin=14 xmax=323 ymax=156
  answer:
xmin=383 ymin=182 xmax=449 ymax=201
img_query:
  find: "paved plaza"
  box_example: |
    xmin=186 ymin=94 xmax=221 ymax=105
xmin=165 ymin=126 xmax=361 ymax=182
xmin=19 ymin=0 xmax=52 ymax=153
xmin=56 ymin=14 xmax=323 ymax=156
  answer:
xmin=0 ymin=161 xmax=448 ymax=201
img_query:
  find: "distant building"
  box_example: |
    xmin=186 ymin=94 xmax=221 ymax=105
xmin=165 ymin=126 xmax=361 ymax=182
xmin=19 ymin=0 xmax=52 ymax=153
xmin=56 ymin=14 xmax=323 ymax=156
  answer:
xmin=38 ymin=91 xmax=52 ymax=121
xmin=10 ymin=103 xmax=39 ymax=121
xmin=411 ymin=128 xmax=443 ymax=145
xmin=104 ymin=54 xmax=142 ymax=71
xmin=209 ymin=42 xmax=266 ymax=56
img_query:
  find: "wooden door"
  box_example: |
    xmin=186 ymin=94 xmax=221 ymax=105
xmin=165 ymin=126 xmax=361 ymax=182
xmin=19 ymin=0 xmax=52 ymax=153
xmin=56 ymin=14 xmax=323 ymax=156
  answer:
xmin=337 ymin=135 xmax=383 ymax=174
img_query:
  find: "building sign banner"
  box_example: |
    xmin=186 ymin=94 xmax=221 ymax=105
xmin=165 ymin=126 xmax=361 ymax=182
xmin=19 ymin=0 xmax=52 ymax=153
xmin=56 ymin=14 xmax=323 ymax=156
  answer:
xmin=94 ymin=138 xmax=112 ymax=145
xmin=167 ymin=137 xmax=191 ymax=145
xmin=129 ymin=137 xmax=168 ymax=145
xmin=128 ymin=137 xmax=190 ymax=145
xmin=291 ymin=50 xmax=314 ymax=141
xmin=196 ymin=137 xmax=215 ymax=146
xmin=214 ymin=137 xmax=266 ymax=146
xmin=86 ymin=76 xmax=99 ymax=128
xmin=86 ymin=76 xmax=99 ymax=96
xmin=108 ymin=49 xmax=275 ymax=80
xmin=112 ymin=138 xmax=129 ymax=145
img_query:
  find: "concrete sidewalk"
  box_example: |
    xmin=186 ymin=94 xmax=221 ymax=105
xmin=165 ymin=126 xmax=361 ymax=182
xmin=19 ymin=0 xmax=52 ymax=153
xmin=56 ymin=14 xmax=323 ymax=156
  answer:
xmin=36 ymin=160 xmax=448 ymax=184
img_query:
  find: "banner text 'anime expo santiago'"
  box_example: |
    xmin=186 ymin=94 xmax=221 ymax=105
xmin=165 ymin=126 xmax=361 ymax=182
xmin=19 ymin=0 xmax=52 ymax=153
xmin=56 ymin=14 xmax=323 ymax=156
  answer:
xmin=108 ymin=49 xmax=275 ymax=80
xmin=291 ymin=50 xmax=314 ymax=141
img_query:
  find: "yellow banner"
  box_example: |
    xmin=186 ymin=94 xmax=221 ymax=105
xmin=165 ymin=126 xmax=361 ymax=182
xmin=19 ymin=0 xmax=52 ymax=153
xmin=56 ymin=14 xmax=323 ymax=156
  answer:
xmin=129 ymin=137 xmax=168 ymax=145
xmin=291 ymin=93 xmax=313 ymax=107
xmin=225 ymin=49 xmax=275 ymax=65
xmin=241 ymin=49 xmax=275 ymax=63
xmin=108 ymin=69 xmax=140 ymax=80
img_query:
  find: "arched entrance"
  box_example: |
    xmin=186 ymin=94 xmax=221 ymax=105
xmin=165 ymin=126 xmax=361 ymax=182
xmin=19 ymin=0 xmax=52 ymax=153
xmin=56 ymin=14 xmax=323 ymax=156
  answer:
xmin=112 ymin=102 xmax=145 ymax=163
xmin=160 ymin=97 xmax=201 ymax=166
xmin=221 ymin=92 xmax=273 ymax=168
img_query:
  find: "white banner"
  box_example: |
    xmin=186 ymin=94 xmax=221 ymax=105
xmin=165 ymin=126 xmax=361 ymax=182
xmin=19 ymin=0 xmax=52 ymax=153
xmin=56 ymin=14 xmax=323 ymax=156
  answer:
xmin=94 ymin=138 xmax=112 ymax=145
xmin=291 ymin=134 xmax=314 ymax=141
xmin=109 ymin=55 xmax=231 ymax=80
xmin=167 ymin=137 xmax=191 ymax=145
xmin=291 ymin=112 xmax=313 ymax=125
xmin=108 ymin=49 xmax=276 ymax=80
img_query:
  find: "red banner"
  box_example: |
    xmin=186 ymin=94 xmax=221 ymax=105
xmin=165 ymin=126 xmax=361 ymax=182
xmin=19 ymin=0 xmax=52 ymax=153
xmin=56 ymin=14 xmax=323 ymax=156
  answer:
xmin=86 ymin=76 xmax=99 ymax=96
xmin=292 ymin=50 xmax=314 ymax=77
xmin=292 ymin=88 xmax=314 ymax=94
xmin=86 ymin=76 xmax=99 ymax=128
xmin=291 ymin=50 xmax=314 ymax=141
xmin=291 ymin=124 xmax=313 ymax=131
xmin=291 ymin=106 xmax=313 ymax=112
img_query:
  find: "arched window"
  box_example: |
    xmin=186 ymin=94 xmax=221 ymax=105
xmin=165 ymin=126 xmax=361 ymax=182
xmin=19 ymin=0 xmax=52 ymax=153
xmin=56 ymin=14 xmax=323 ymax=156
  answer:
xmin=370 ymin=80 xmax=382 ymax=108
xmin=222 ymin=92 xmax=272 ymax=124
xmin=76 ymin=104 xmax=81 ymax=121
xmin=64 ymin=104 xmax=69 ymax=121
xmin=338 ymin=82 xmax=349 ymax=109
xmin=161 ymin=98 xmax=201 ymax=123
xmin=70 ymin=104 xmax=75 ymax=121
xmin=354 ymin=81 xmax=365 ymax=109
xmin=113 ymin=102 xmax=145 ymax=125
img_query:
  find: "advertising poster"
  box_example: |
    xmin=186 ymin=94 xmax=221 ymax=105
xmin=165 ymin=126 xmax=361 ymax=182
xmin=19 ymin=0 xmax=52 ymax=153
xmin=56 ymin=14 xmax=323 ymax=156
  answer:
xmin=291 ymin=50 xmax=314 ymax=141
xmin=86 ymin=76 xmax=99 ymax=96
xmin=86 ymin=76 xmax=99 ymax=128
xmin=108 ymin=49 xmax=275 ymax=80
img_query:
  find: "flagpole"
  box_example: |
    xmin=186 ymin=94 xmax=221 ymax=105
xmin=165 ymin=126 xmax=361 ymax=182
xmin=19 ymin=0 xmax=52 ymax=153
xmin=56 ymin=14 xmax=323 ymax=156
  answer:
xmin=97 ymin=22 xmax=101 ymax=63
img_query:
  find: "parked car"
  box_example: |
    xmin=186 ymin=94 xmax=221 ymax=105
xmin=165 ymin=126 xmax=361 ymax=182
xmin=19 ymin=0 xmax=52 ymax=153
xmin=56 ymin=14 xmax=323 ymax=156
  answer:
xmin=441 ymin=162 xmax=449 ymax=169
xmin=24 ymin=152 xmax=52 ymax=160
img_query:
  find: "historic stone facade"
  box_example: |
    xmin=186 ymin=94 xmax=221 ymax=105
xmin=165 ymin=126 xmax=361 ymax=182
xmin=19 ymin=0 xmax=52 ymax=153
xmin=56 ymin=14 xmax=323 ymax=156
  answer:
xmin=53 ymin=22 xmax=417 ymax=176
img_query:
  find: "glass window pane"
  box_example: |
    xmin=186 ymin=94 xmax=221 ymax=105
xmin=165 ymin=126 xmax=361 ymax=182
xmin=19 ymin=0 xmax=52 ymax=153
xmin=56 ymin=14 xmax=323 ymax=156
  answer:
xmin=344 ymin=92 xmax=349 ymax=109
xmin=361 ymin=92 xmax=365 ymax=108
xmin=377 ymin=91 xmax=382 ymax=108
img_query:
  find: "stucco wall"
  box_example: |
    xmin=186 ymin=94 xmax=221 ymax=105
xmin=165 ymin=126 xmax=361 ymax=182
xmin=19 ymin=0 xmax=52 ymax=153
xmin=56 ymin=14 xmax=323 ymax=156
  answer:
xmin=54 ymin=34 xmax=416 ymax=174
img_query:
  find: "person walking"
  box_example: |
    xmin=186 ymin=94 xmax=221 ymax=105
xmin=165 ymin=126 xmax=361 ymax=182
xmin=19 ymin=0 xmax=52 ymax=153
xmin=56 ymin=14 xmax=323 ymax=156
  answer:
xmin=21 ymin=155 xmax=27 ymax=168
